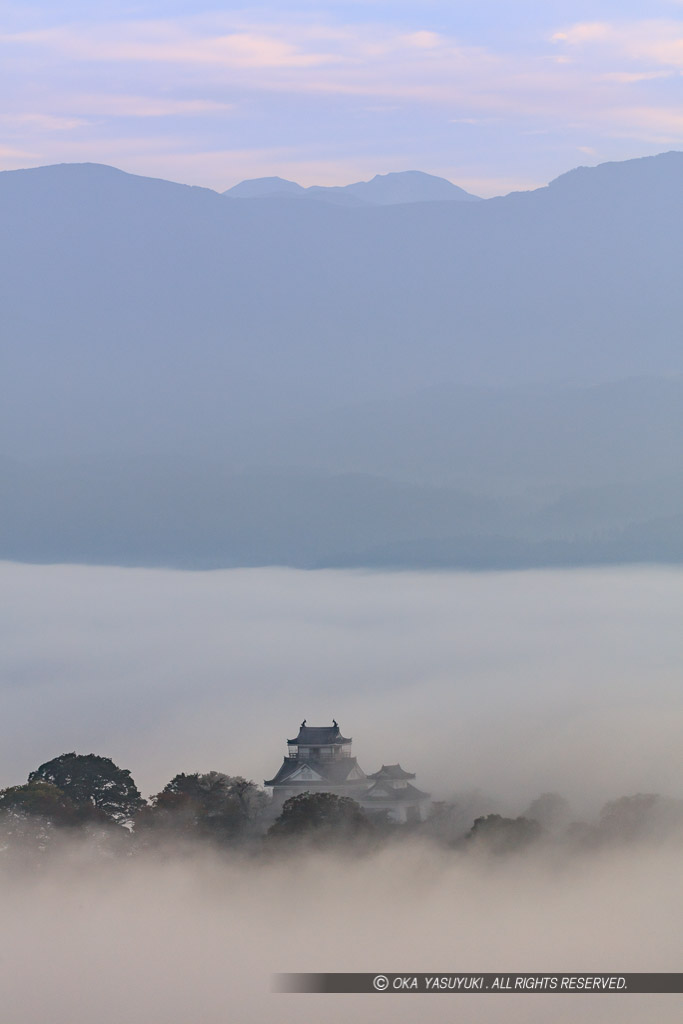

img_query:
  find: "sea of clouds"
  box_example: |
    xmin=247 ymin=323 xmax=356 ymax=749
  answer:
xmin=1 ymin=562 xmax=681 ymax=1023
xmin=2 ymin=562 xmax=681 ymax=807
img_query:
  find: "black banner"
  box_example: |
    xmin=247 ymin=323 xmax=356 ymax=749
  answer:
xmin=273 ymin=973 xmax=683 ymax=994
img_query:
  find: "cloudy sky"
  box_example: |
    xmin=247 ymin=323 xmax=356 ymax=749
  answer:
xmin=1 ymin=1 xmax=682 ymax=194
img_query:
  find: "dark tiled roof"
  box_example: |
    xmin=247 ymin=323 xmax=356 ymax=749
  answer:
xmin=364 ymin=781 xmax=431 ymax=802
xmin=265 ymin=756 xmax=366 ymax=788
xmin=287 ymin=723 xmax=351 ymax=745
xmin=367 ymin=763 xmax=416 ymax=780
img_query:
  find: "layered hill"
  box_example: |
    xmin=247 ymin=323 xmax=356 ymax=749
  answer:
xmin=1 ymin=153 xmax=681 ymax=568
xmin=224 ymin=169 xmax=481 ymax=204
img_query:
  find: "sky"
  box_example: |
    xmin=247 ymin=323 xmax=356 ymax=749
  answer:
xmin=1 ymin=1 xmax=682 ymax=195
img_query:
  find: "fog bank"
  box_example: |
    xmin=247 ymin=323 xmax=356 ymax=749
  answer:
xmin=1 ymin=563 xmax=681 ymax=811
xmin=1 ymin=839 xmax=681 ymax=1024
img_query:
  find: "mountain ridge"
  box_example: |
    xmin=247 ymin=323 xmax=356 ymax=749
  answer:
xmin=2 ymin=150 xmax=681 ymax=569
xmin=223 ymin=169 xmax=481 ymax=205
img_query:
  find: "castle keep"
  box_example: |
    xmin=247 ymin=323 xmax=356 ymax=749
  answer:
xmin=265 ymin=720 xmax=430 ymax=824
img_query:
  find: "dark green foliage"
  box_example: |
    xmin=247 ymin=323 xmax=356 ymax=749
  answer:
xmin=28 ymin=752 xmax=144 ymax=826
xmin=468 ymin=813 xmax=542 ymax=854
xmin=0 ymin=780 xmax=83 ymax=826
xmin=267 ymin=791 xmax=373 ymax=846
xmin=136 ymin=772 xmax=267 ymax=843
xmin=0 ymin=780 xmax=126 ymax=859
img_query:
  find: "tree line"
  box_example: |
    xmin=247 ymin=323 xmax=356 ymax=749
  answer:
xmin=0 ymin=752 xmax=380 ymax=855
xmin=1 ymin=751 xmax=681 ymax=862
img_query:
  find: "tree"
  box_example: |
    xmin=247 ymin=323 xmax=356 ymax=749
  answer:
xmin=467 ymin=813 xmax=542 ymax=854
xmin=137 ymin=772 xmax=267 ymax=842
xmin=0 ymin=780 xmax=82 ymax=827
xmin=28 ymin=753 xmax=144 ymax=826
xmin=267 ymin=791 xmax=373 ymax=846
xmin=0 ymin=780 xmax=111 ymax=860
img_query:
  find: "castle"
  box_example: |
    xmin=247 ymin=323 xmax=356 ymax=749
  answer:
xmin=264 ymin=720 xmax=430 ymax=824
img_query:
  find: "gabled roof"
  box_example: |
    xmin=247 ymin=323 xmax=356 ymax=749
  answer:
xmin=287 ymin=722 xmax=351 ymax=746
xmin=367 ymin=763 xmax=416 ymax=781
xmin=265 ymin=756 xmax=366 ymax=788
xmin=280 ymin=763 xmax=325 ymax=785
xmin=364 ymin=781 xmax=431 ymax=802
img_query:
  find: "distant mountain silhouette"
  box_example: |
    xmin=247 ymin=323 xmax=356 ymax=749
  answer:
xmin=1 ymin=152 xmax=682 ymax=569
xmin=225 ymin=175 xmax=305 ymax=198
xmin=224 ymin=169 xmax=480 ymax=205
xmin=315 ymin=170 xmax=480 ymax=204
xmin=2 ymin=151 xmax=681 ymax=449
xmin=545 ymin=151 xmax=683 ymax=204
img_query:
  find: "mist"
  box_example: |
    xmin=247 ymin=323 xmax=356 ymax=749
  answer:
xmin=2 ymin=562 xmax=681 ymax=810
xmin=2 ymin=562 xmax=682 ymax=1022
xmin=2 ymin=835 xmax=681 ymax=1024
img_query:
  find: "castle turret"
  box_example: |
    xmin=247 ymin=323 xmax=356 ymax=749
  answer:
xmin=265 ymin=721 xmax=367 ymax=806
xmin=363 ymin=764 xmax=431 ymax=824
